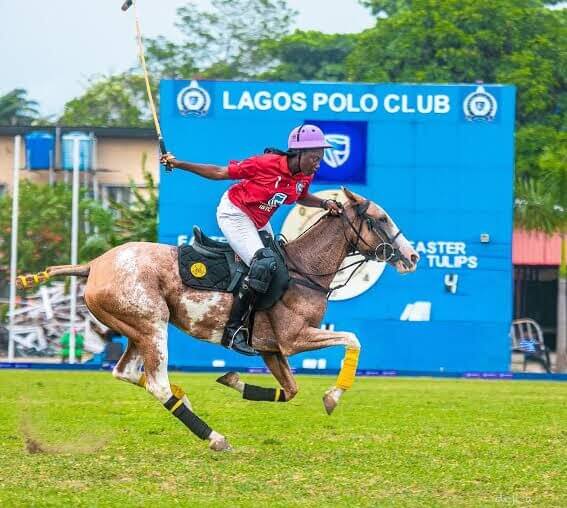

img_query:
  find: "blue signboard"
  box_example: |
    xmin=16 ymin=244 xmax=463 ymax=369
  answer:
xmin=159 ymin=80 xmax=516 ymax=373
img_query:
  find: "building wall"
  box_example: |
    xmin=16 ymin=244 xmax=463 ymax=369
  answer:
xmin=0 ymin=132 xmax=159 ymax=194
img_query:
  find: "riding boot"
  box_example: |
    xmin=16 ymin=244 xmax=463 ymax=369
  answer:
xmin=221 ymin=279 xmax=257 ymax=356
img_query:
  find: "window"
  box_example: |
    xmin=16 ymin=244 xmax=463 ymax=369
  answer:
xmin=102 ymin=185 xmax=133 ymax=208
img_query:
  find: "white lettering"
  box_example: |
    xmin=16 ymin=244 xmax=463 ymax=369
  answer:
xmin=360 ymin=93 xmax=379 ymax=112
xmin=346 ymin=94 xmax=361 ymax=113
xmin=313 ymin=92 xmax=328 ymax=111
xmin=238 ymin=91 xmax=254 ymax=110
xmin=222 ymin=91 xmax=237 ymax=110
xmin=435 ymin=95 xmax=450 ymax=113
xmin=254 ymin=91 xmax=271 ymax=111
xmin=291 ymin=92 xmax=307 ymax=111
xmin=384 ymin=94 xmax=400 ymax=113
xmin=273 ymin=91 xmax=291 ymax=111
xmin=401 ymin=95 xmax=415 ymax=113
xmin=329 ymin=93 xmax=347 ymax=112
xmin=417 ymin=95 xmax=433 ymax=114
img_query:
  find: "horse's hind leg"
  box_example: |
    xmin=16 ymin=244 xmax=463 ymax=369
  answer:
xmin=137 ymin=320 xmax=230 ymax=451
xmin=216 ymin=352 xmax=298 ymax=402
xmin=93 ymin=304 xmax=228 ymax=451
xmin=112 ymin=339 xmax=192 ymax=410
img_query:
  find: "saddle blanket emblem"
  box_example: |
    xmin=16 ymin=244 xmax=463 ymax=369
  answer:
xmin=190 ymin=262 xmax=207 ymax=278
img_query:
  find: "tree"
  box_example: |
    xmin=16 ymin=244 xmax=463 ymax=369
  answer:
xmin=145 ymin=0 xmax=297 ymax=79
xmin=348 ymin=0 xmax=566 ymax=181
xmin=0 ymin=89 xmax=40 ymax=126
xmin=59 ymin=73 xmax=152 ymax=127
xmin=0 ymin=182 xmax=115 ymax=278
xmin=259 ymin=31 xmax=356 ymax=82
xmin=515 ymin=171 xmax=567 ymax=372
xmin=358 ymin=0 xmax=411 ymax=17
xmin=112 ymin=155 xmax=158 ymax=244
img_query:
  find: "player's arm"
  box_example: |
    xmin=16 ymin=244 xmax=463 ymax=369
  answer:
xmin=160 ymin=154 xmax=230 ymax=180
xmin=298 ymin=193 xmax=342 ymax=215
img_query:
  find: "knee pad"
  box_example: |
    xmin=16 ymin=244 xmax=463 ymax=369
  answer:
xmin=247 ymin=248 xmax=278 ymax=293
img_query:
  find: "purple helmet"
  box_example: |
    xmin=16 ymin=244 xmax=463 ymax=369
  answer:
xmin=288 ymin=124 xmax=332 ymax=150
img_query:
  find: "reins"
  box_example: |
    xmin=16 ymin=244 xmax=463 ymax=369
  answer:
xmin=283 ymin=201 xmax=404 ymax=298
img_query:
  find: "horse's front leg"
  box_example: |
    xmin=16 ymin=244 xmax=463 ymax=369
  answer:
xmin=285 ymin=326 xmax=361 ymax=415
xmin=216 ymin=352 xmax=298 ymax=402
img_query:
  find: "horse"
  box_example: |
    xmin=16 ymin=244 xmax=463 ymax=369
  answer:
xmin=16 ymin=188 xmax=419 ymax=451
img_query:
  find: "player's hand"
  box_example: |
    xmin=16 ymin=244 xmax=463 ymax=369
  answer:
xmin=322 ymin=199 xmax=342 ymax=216
xmin=160 ymin=153 xmax=177 ymax=168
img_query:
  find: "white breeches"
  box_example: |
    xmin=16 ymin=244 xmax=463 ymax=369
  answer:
xmin=216 ymin=191 xmax=273 ymax=266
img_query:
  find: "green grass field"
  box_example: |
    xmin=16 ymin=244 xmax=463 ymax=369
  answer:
xmin=0 ymin=371 xmax=565 ymax=507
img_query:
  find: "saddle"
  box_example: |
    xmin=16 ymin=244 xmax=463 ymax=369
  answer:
xmin=178 ymin=226 xmax=290 ymax=311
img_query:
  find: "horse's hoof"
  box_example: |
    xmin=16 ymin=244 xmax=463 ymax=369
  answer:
xmin=323 ymin=388 xmax=341 ymax=415
xmin=323 ymin=393 xmax=338 ymax=415
xmin=216 ymin=371 xmax=240 ymax=388
xmin=209 ymin=435 xmax=232 ymax=452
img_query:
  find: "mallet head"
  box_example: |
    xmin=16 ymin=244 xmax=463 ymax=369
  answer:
xmin=121 ymin=0 xmax=133 ymax=11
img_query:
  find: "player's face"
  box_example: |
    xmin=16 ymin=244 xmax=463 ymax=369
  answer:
xmin=299 ymin=149 xmax=324 ymax=176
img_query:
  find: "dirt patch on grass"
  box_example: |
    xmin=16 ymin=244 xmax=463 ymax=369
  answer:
xmin=20 ymin=415 xmax=109 ymax=455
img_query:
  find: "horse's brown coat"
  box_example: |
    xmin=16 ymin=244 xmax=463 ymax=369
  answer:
xmin=19 ymin=190 xmax=419 ymax=449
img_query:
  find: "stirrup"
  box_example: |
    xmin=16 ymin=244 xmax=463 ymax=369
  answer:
xmin=223 ymin=326 xmax=257 ymax=356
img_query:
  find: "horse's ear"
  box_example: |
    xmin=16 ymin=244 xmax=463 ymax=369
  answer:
xmin=342 ymin=186 xmax=364 ymax=204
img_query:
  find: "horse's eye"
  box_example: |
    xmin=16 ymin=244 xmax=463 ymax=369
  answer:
xmin=379 ymin=217 xmax=388 ymax=224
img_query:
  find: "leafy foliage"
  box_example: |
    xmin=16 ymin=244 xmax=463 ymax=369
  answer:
xmin=260 ymin=31 xmax=356 ymax=82
xmin=111 ymin=155 xmax=158 ymax=244
xmin=0 ymin=89 xmax=40 ymax=126
xmin=0 ymin=182 xmax=115 ymax=277
xmin=59 ymin=73 xmax=153 ymax=128
xmin=348 ymin=0 xmax=566 ymax=182
xmin=145 ymin=0 xmax=297 ymax=79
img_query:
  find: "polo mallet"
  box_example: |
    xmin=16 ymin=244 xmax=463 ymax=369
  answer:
xmin=122 ymin=0 xmax=172 ymax=171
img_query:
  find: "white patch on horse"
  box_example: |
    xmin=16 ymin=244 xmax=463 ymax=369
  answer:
xmin=343 ymin=332 xmax=361 ymax=349
xmin=180 ymin=293 xmax=225 ymax=342
xmin=115 ymin=247 xmax=139 ymax=276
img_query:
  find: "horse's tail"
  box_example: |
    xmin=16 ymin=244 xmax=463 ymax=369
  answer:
xmin=15 ymin=264 xmax=91 ymax=290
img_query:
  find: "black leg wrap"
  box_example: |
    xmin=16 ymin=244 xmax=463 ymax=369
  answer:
xmin=164 ymin=396 xmax=212 ymax=440
xmin=243 ymin=384 xmax=286 ymax=402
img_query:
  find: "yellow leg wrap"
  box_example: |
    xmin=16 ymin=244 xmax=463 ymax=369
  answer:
xmin=137 ymin=373 xmax=147 ymax=388
xmin=274 ymin=387 xmax=281 ymax=402
xmin=336 ymin=348 xmax=360 ymax=390
xmin=171 ymin=384 xmax=185 ymax=400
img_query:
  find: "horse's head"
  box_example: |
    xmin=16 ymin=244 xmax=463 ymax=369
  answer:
xmin=341 ymin=188 xmax=419 ymax=274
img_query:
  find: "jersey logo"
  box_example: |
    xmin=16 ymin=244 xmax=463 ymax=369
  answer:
xmin=267 ymin=192 xmax=288 ymax=207
xmin=296 ymin=182 xmax=305 ymax=194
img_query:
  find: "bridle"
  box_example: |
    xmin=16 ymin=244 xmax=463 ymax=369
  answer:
xmin=344 ymin=200 xmax=404 ymax=264
xmin=284 ymin=200 xmax=409 ymax=297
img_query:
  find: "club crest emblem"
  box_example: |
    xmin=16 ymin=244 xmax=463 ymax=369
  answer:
xmin=463 ymin=85 xmax=498 ymax=121
xmin=190 ymin=262 xmax=207 ymax=278
xmin=177 ymin=80 xmax=211 ymax=117
xmin=323 ymin=134 xmax=351 ymax=168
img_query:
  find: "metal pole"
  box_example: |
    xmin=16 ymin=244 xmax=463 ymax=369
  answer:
xmin=8 ymin=136 xmax=21 ymax=363
xmin=69 ymin=138 xmax=80 ymax=364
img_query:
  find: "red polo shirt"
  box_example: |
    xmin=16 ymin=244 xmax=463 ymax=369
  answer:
xmin=227 ymin=153 xmax=313 ymax=228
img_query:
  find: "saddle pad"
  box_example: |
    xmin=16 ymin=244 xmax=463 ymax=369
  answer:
xmin=178 ymin=247 xmax=237 ymax=292
xmin=177 ymin=230 xmax=290 ymax=310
